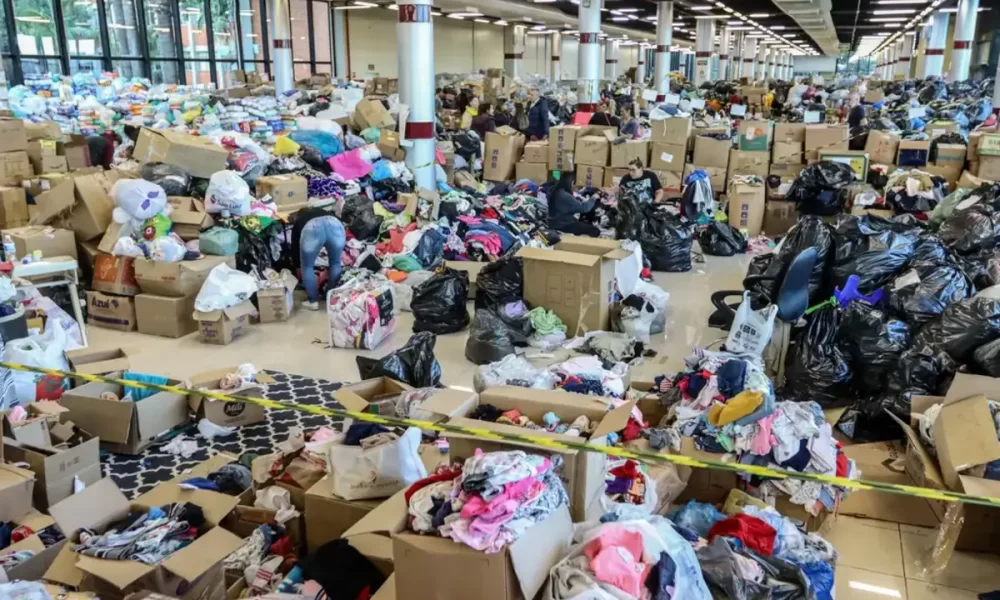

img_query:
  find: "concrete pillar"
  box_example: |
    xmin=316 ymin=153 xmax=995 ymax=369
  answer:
xmin=636 ymin=43 xmax=646 ymax=84
xmin=694 ymin=19 xmax=715 ymax=85
xmin=993 ymin=51 xmax=1000 ymax=113
xmin=755 ymin=42 xmax=767 ymax=80
xmin=397 ymin=0 xmax=435 ymax=191
xmin=949 ymin=0 xmax=978 ymax=81
xmin=718 ymin=27 xmax=731 ymax=81
xmin=679 ymin=51 xmax=688 ymax=80
xmin=731 ymin=31 xmax=744 ymax=79
xmin=782 ymin=52 xmax=790 ymax=80
xmin=550 ymin=31 xmax=562 ymax=82
xmin=269 ymin=0 xmax=293 ymax=93
xmin=653 ymin=1 xmax=673 ymax=100
xmin=742 ymin=36 xmax=757 ymax=80
xmin=914 ymin=27 xmax=928 ymax=77
xmin=925 ymin=12 xmax=949 ymax=77
xmin=577 ymin=0 xmax=602 ymax=112
xmin=504 ymin=25 xmax=526 ymax=80
xmin=332 ymin=8 xmax=348 ymax=80
xmin=604 ymin=39 xmax=618 ymax=80
xmin=897 ymin=32 xmax=915 ymax=80
xmin=765 ymin=47 xmax=774 ymax=79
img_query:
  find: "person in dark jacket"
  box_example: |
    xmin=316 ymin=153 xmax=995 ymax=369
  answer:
xmin=470 ymin=102 xmax=497 ymax=139
xmin=526 ymin=87 xmax=550 ymax=140
xmin=589 ymin=101 xmax=620 ymax=128
xmin=548 ymin=172 xmax=600 ymax=237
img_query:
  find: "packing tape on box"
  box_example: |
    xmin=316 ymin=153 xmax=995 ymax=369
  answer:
xmin=731 ymin=126 xmax=871 ymax=172
xmin=6 ymin=360 xmax=996 ymax=508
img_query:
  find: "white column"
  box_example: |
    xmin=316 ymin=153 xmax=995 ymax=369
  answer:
xmin=782 ymin=52 xmax=789 ymax=79
xmin=550 ymin=31 xmax=562 ymax=82
xmin=653 ymin=1 xmax=673 ymax=100
xmin=993 ymin=52 xmax=1000 ymax=113
xmin=742 ymin=36 xmax=757 ymax=79
xmin=694 ymin=19 xmax=715 ymax=85
xmin=764 ymin=47 xmax=774 ymax=79
xmin=678 ymin=51 xmax=687 ymax=80
xmin=635 ymin=43 xmax=646 ymax=84
xmin=504 ymin=25 xmax=526 ymax=80
xmin=578 ymin=0 xmax=602 ymax=112
xmin=731 ymin=31 xmax=744 ymax=79
xmin=897 ymin=32 xmax=914 ymax=80
xmin=397 ymin=0 xmax=435 ymax=191
xmin=604 ymin=39 xmax=618 ymax=79
xmin=269 ymin=0 xmax=293 ymax=93
xmin=925 ymin=12 xmax=949 ymax=77
xmin=755 ymin=42 xmax=767 ymax=80
xmin=718 ymin=26 xmax=731 ymax=81
xmin=332 ymin=8 xmax=348 ymax=80
xmin=949 ymin=0 xmax=978 ymax=82
xmin=888 ymin=44 xmax=897 ymax=79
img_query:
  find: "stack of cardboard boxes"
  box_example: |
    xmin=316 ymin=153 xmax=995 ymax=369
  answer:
xmin=516 ymin=140 xmax=549 ymax=183
xmin=483 ymin=126 xmax=526 ymax=182
xmin=975 ymin=132 xmax=1000 ymax=181
xmin=647 ymin=117 xmax=690 ymax=197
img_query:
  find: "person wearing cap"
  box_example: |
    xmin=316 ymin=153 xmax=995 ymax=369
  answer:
xmin=291 ymin=197 xmax=347 ymax=311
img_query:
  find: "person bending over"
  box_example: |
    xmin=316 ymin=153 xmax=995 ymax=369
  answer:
xmin=619 ymin=158 xmax=663 ymax=204
xmin=548 ymin=171 xmax=600 ymax=237
xmin=291 ymin=197 xmax=347 ymax=310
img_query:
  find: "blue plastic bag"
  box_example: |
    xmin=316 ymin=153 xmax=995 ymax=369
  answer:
xmin=668 ymin=500 xmax=726 ymax=538
xmin=289 ymin=129 xmax=344 ymax=159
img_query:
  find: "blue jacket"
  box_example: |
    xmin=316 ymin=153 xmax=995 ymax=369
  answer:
xmin=527 ymin=99 xmax=550 ymax=140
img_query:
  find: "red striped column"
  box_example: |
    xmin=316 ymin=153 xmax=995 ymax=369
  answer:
xmin=694 ymin=19 xmax=714 ymax=85
xmin=653 ymin=1 xmax=673 ymax=101
xmin=949 ymin=0 xmax=978 ymax=82
xmin=605 ymin=39 xmax=618 ymax=80
xmin=397 ymin=0 xmax=435 ymax=191
xmin=742 ymin=36 xmax=757 ymax=79
xmin=551 ymin=31 xmax=562 ymax=81
xmin=718 ymin=26 xmax=731 ymax=81
xmin=924 ymin=12 xmax=949 ymax=77
xmin=270 ymin=0 xmax=293 ymax=93
xmin=577 ymin=0 xmax=602 ymax=112
xmin=504 ymin=25 xmax=526 ymax=80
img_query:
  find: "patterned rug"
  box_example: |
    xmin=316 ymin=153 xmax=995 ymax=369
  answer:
xmin=101 ymin=371 xmax=344 ymax=498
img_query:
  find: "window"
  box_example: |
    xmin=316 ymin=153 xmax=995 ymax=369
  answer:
xmin=312 ymin=1 xmax=330 ymax=64
xmin=150 ymin=59 xmax=179 ymax=83
xmin=112 ymin=58 xmax=144 ymax=77
xmin=63 ymin=0 xmax=102 ymax=57
xmin=185 ymin=60 xmax=211 ymax=84
xmin=238 ymin=0 xmax=264 ymax=62
xmin=106 ymin=0 xmax=142 ymax=57
xmin=212 ymin=0 xmax=238 ymax=63
xmin=70 ymin=57 xmax=102 ymax=74
xmin=290 ymin=0 xmax=308 ymax=64
xmin=15 ymin=0 xmax=60 ymax=57
xmin=145 ymin=0 xmax=178 ymax=59
xmin=179 ymin=0 xmax=209 ymax=61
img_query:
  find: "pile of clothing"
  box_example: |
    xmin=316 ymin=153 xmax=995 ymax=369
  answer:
xmin=469 ymin=404 xmax=595 ymax=437
xmin=0 ymin=521 xmax=64 ymax=571
xmin=179 ymin=462 xmax=253 ymax=495
xmin=223 ymin=521 xmax=296 ymax=596
xmin=73 ymin=502 xmax=205 ymax=565
xmin=404 ymin=450 xmax=568 ymax=553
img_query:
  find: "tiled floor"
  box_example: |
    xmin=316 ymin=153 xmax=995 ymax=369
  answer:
xmin=83 ymin=254 xmax=1000 ymax=598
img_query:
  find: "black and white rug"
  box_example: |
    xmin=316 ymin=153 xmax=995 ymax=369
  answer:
xmin=101 ymin=371 xmax=344 ymax=498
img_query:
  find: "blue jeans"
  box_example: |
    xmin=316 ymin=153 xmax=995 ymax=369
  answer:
xmin=300 ymin=216 xmax=346 ymax=302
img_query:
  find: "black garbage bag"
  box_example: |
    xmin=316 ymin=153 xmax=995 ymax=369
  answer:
xmin=411 ymin=268 xmax=470 ymax=334
xmin=912 ymin=233 xmax=950 ymax=264
xmin=356 ymin=331 xmax=442 ymax=387
xmin=142 ymin=162 xmax=191 ymax=196
xmin=974 ymin=338 xmax=1000 ymax=376
xmin=475 ymin=256 xmax=523 ymax=311
xmin=761 ymin=216 xmax=833 ymax=303
xmin=954 ymin=249 xmax=1000 ymax=289
xmin=228 ymin=149 xmax=266 ymax=188
xmin=782 ymin=306 xmax=852 ymax=407
xmin=939 ymin=204 xmax=1000 ymax=255
xmin=299 ymin=144 xmax=332 ymax=174
xmin=917 ymin=80 xmax=948 ymax=105
xmin=266 ymin=155 xmax=310 ymax=175
xmin=465 ymin=309 xmax=519 ymax=365
xmin=370 ymin=177 xmax=413 ymax=203
xmin=642 ymin=210 xmax=693 ymax=272
xmin=911 ymin=296 xmax=1000 ymax=363
xmin=697 ymin=221 xmax=747 ymax=256
xmin=340 ymin=195 xmax=383 ymax=241
xmin=888 ymin=262 xmax=974 ymax=326
xmin=615 ymin=191 xmax=642 ymax=241
xmin=829 ymin=215 xmax=917 ymax=293
xmin=745 ymin=254 xmax=775 ymax=301
xmin=929 ymin=132 xmax=967 ymax=162
xmin=786 ymin=161 xmax=855 ymax=216
xmin=413 ymin=228 xmax=445 ymax=269
xmin=837 ymin=301 xmax=911 ymax=395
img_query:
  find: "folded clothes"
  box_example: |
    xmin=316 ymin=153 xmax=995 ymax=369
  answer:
xmin=74 ymin=502 xmax=205 ymax=565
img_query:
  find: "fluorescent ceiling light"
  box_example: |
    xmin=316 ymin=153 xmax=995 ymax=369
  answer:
xmin=771 ymin=25 xmax=785 ymax=29
xmin=446 ymin=13 xmax=464 ymax=18
xmin=690 ymin=5 xmax=713 ymax=9
xmin=448 ymin=11 xmax=482 ymax=17
xmin=748 ymin=12 xmax=769 ymax=17
xmin=532 ymin=23 xmax=546 ymax=29
xmin=727 ymin=20 xmax=742 ymax=24
xmin=871 ymin=16 xmax=907 ymax=20
xmin=873 ymin=8 xmax=915 ymax=13
xmin=876 ymin=0 xmax=927 ymax=3
xmin=610 ymin=9 xmax=622 ymax=14
xmin=726 ymin=26 xmax=753 ymax=30
xmin=335 ymin=5 xmax=372 ymax=9
xmin=431 ymin=10 xmax=441 ymax=15
xmin=618 ymin=8 xmax=640 ymax=12
xmin=474 ymin=18 xmax=489 ymax=22
xmin=694 ymin=14 xmax=725 ymax=18
xmin=495 ymin=19 xmax=507 ymax=24
xmin=611 ymin=16 xmax=629 ymax=21
xmin=354 ymin=1 xmax=377 ymax=5
xmin=627 ymin=15 xmax=638 ymax=19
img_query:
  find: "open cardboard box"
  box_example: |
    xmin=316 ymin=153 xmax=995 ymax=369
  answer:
xmin=186 ymin=366 xmax=276 ymax=428
xmin=425 ymin=386 xmax=634 ymax=522
xmin=342 ymin=489 xmax=409 ymax=577
xmin=0 ymin=509 xmax=68 ymax=582
xmin=2 ymin=400 xmax=69 ymax=446
xmin=65 ymin=347 xmax=130 ymax=387
xmin=45 ymin=477 xmax=242 ymax=600
xmin=304 ymin=475 xmax=384 ymax=553
xmin=4 ymin=417 xmax=101 ymax=509
xmin=332 ymin=377 xmax=476 ymax=423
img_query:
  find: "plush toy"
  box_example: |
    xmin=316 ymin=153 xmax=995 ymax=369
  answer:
xmin=110 ymin=178 xmax=169 ymax=234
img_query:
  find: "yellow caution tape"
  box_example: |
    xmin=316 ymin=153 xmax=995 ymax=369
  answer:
xmin=9 ymin=361 xmax=995 ymax=508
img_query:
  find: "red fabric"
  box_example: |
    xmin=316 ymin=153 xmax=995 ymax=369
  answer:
xmin=708 ymin=514 xmax=777 ymax=556
xmin=622 ymin=419 xmax=643 ymax=442
xmin=404 ymin=466 xmax=462 ymax=504
xmin=269 ymin=534 xmax=293 ymax=558
xmin=835 ymin=452 xmax=849 ymax=477
xmin=609 ymin=459 xmax=641 ymax=479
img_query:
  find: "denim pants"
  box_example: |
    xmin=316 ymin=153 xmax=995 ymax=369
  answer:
xmin=300 ymin=216 xmax=346 ymax=302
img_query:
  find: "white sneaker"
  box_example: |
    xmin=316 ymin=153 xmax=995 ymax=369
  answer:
xmin=302 ymin=300 xmax=320 ymax=311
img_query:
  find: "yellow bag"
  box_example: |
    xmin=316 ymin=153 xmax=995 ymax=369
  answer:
xmin=274 ymin=136 xmax=301 ymax=156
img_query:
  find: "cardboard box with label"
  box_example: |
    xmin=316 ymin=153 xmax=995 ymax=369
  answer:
xmin=737 ymin=120 xmax=772 ymax=151
xmin=133 ymin=255 xmax=234 ymax=296
xmin=61 ymin=377 xmax=190 ymax=455
xmin=818 ymin=150 xmax=870 ymax=180
xmin=35 ymin=155 xmax=68 ymax=175
xmin=483 ymin=129 xmax=525 ymax=181
xmin=692 ymin=135 xmax=732 ymax=169
xmin=257 ymin=271 xmax=297 ymax=323
xmin=86 ymin=291 xmax=137 ymax=332
xmin=92 ymin=254 xmax=140 ymax=296
xmin=649 ymin=142 xmax=685 ymax=172
xmin=44 ymin=477 xmax=242 ymax=599
xmin=133 ymin=128 xmax=229 ymax=179
xmin=574 ymin=135 xmax=609 ymax=167
xmin=517 ymin=239 xmax=632 ymax=335
xmin=574 ymin=165 xmax=604 ymax=188
xmin=865 ymin=130 xmax=901 ymax=165
xmin=0 ymin=186 xmax=28 ymax=228
xmin=0 ymin=508 xmax=68 ymax=582
xmin=135 ymin=294 xmax=198 ymax=338
xmin=187 ymin=367 xmax=276 ymax=427
xmin=4 ymin=420 xmax=100 ymax=509
xmin=683 ymin=164 xmax=727 ymax=193
xmin=514 ymin=162 xmax=549 ymax=184
xmin=0 ymin=151 xmax=32 ymax=185
xmin=772 ymin=141 xmax=803 ymax=164
xmin=609 ymin=139 xmax=649 ymax=169
xmin=727 ymin=179 xmax=766 ymax=236
xmin=897 ymin=140 xmax=931 ymax=167
xmin=728 ymin=149 xmax=770 ymax=179
xmin=763 ymin=200 xmax=799 ymax=236
xmin=804 ymin=125 xmax=848 ymax=162
xmin=522 ymin=141 xmax=548 ymax=164
xmin=773 ymin=122 xmax=806 ymax=144
xmin=194 ymin=299 xmax=255 ymax=345
xmin=548 ymin=126 xmax=580 ymax=171
xmin=934 ymin=143 xmax=966 ymax=170
xmin=256 ymin=176 xmax=307 ymax=209
xmin=649 ymin=116 xmax=692 ymax=144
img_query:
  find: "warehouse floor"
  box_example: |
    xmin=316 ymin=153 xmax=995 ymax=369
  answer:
xmin=84 ymin=256 xmax=1000 ymax=599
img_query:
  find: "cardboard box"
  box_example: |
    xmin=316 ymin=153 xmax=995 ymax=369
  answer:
xmin=514 ymin=161 xmax=549 ymax=184
xmin=923 ymin=163 xmax=961 ymax=187
xmin=574 ymin=135 xmax=609 ymax=167
xmin=805 ymin=125 xmax=848 ymax=161
xmin=763 ymin=200 xmax=799 ymax=235
xmin=187 ymin=367 xmax=275 ymax=427
xmin=969 ymin=128 xmax=997 ymax=159
xmin=61 ymin=379 xmax=190 ymax=455
xmin=897 ymin=140 xmax=931 ymax=167
xmin=693 ymin=135 xmax=732 ymax=169
xmin=135 ymin=294 xmax=198 ymax=338
xmin=3 ymin=225 xmax=78 ymax=260
xmin=737 ymin=120 xmax=772 ymax=151
xmin=62 ymin=135 xmax=91 ymax=171
xmin=66 ymin=347 xmax=130 ymax=386
xmin=649 ymin=116 xmax=692 ymax=144
xmin=837 ymin=441 xmax=940 ymax=527
xmin=574 ymin=165 xmax=604 ymax=188
xmin=304 ymin=475 xmax=383 ymax=553
xmin=483 ymin=130 xmax=525 ymax=181
xmin=0 ymin=151 xmax=32 ymax=185
xmin=257 ymin=271 xmax=297 ymax=323
xmin=3 ymin=427 xmax=101 ymax=509
xmin=773 ymin=122 xmax=806 ymax=143
xmin=727 ymin=179 xmax=766 ymax=236
xmin=133 ymin=255 xmax=234 ymax=297
xmin=24 ymin=121 xmax=61 ymax=141
xmin=934 ymin=143 xmax=966 ymax=170
xmin=818 ymin=150 xmax=870 ymax=180
xmin=193 ymin=299 xmax=255 ymax=345
xmin=979 ymin=156 xmax=1000 ymax=182
xmin=169 ymin=201 xmax=213 ymax=241
xmin=517 ymin=241 xmax=632 ymax=335
xmin=772 ymin=141 xmax=803 ymax=164
xmin=67 ymin=173 xmax=114 ymax=241
xmin=333 ymin=377 xmax=474 ymax=424
xmin=770 ymin=163 xmax=806 ymax=179
xmin=603 ymin=168 xmax=629 ymax=188
xmin=30 ymin=178 xmax=76 ymax=225
xmin=44 ymin=477 xmax=241 ymax=597
xmin=377 ymin=129 xmax=404 ymax=162
xmin=548 ymin=126 xmax=580 ymax=171
xmin=683 ymin=164 xmax=726 ymax=193
xmin=728 ymin=149 xmax=770 ymax=179
xmin=132 ymin=128 xmax=229 ymax=179
xmin=649 ymin=142 xmax=685 ymax=172
xmin=865 ymin=130 xmax=901 ymax=165
xmin=342 ymin=490 xmax=409 ymax=578
xmin=0 ymin=186 xmax=28 ymax=227
xmin=92 ymin=255 xmax=139 ymax=296
xmin=353 ymin=99 xmax=396 ymax=130
xmin=864 ymin=89 xmax=885 ymax=103
xmin=0 ymin=463 xmax=35 ymax=524
xmin=1 ymin=401 xmax=64 ymax=447
xmin=0 ymin=119 xmax=28 ymax=154
xmin=35 ymin=155 xmax=68 ymax=174
xmin=659 ymin=170 xmax=684 ymax=198
xmin=0 ymin=509 xmax=67 ymax=582
xmin=522 ymin=141 xmax=548 ymax=164
xmin=393 ymin=505 xmax=572 ymax=600
xmin=86 ymin=291 xmax=137 ymax=332
xmin=959 ymin=170 xmax=991 ymax=189
xmin=608 ymin=139 xmax=649 ymax=169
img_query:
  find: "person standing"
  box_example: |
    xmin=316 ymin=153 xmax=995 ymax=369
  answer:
xmin=291 ymin=197 xmax=347 ymax=310
xmin=471 ymin=102 xmax=497 ymax=139
xmin=526 ymin=87 xmax=550 ymax=141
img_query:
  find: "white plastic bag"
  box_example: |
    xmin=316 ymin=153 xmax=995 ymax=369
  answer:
xmin=111 ymin=179 xmax=168 ymax=227
xmin=205 ymin=171 xmax=252 ymax=216
xmin=725 ymin=292 xmax=778 ymax=356
xmin=195 ymin=264 xmax=258 ymax=312
xmin=600 ymin=459 xmax=659 ymax=521
xmin=327 ymin=427 xmax=426 ymax=500
xmin=633 ymin=279 xmax=670 ymax=335
xmin=5 ymin=325 xmax=69 ymax=404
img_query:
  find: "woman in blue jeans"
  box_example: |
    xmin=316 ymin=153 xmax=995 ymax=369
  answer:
xmin=291 ymin=197 xmax=346 ymax=310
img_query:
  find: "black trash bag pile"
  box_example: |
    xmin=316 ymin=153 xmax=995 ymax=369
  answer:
xmin=974 ymin=337 xmax=1000 ymax=377
xmin=299 ymin=145 xmax=332 ymax=174
xmin=917 ymin=79 xmax=948 ymax=105
xmin=142 ymin=163 xmax=191 ymax=196
xmin=782 ymin=306 xmax=852 ymax=408
xmin=929 ymin=132 xmax=967 ymax=162
xmin=697 ymin=221 xmax=747 ymax=257
xmin=411 ymin=268 xmax=470 ymax=334
xmin=475 ymin=256 xmax=523 ymax=311
xmin=837 ymin=302 xmax=911 ymax=396
xmin=266 ymin=155 xmax=310 ymax=175
xmin=615 ymin=192 xmax=643 ymax=241
xmin=357 ymin=331 xmax=443 ymax=387
xmin=887 ymin=262 xmax=974 ymax=326
xmin=912 ymin=233 xmax=950 ymax=264
xmin=465 ymin=309 xmax=531 ymax=365
xmin=642 ymin=210 xmax=693 ymax=272
xmin=910 ymin=296 xmax=1000 ymax=363
xmin=939 ymin=204 xmax=1000 ymax=255
xmin=785 ymin=161 xmax=855 ymax=216
xmin=761 ymin=216 xmax=833 ymax=303
xmin=340 ymin=195 xmax=384 ymax=241
xmin=829 ymin=215 xmax=918 ymax=293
